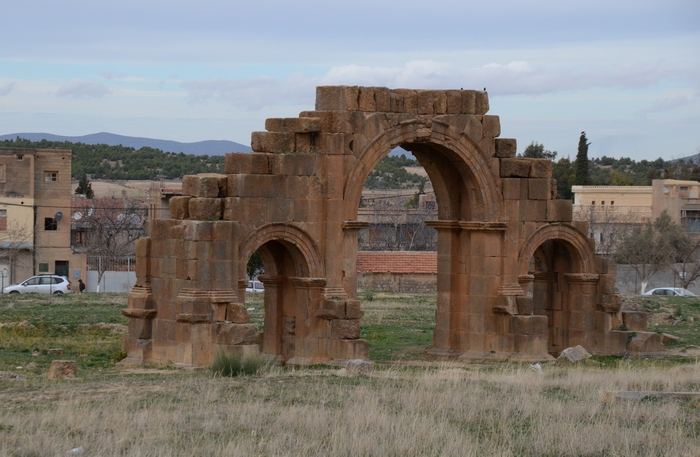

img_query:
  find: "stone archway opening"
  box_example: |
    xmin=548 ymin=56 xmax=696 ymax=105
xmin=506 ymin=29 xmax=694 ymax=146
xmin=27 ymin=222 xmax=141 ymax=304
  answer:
xmin=523 ymin=238 xmax=598 ymax=356
xmin=350 ymin=133 xmax=496 ymax=359
xmin=243 ymin=239 xmax=312 ymax=363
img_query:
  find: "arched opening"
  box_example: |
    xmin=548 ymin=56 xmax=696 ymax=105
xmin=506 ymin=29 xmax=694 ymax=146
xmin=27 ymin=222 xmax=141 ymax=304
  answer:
xmin=238 ymin=223 xmax=324 ymax=363
xmin=345 ymin=125 xmax=503 ymax=358
xmin=522 ymin=235 xmax=598 ymax=356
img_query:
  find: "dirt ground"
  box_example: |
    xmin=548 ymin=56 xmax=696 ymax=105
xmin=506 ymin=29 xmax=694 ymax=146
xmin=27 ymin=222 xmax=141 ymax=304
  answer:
xmin=71 ymin=179 xmax=183 ymax=199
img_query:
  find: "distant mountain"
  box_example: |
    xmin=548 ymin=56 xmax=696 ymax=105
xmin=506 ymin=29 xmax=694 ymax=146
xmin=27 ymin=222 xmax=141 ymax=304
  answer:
xmin=0 ymin=132 xmax=251 ymax=155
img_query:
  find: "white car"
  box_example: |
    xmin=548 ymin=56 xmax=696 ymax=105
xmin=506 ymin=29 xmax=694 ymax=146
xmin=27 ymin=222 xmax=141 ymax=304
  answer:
xmin=644 ymin=287 xmax=697 ymax=297
xmin=3 ymin=274 xmax=72 ymax=294
xmin=246 ymin=280 xmax=264 ymax=293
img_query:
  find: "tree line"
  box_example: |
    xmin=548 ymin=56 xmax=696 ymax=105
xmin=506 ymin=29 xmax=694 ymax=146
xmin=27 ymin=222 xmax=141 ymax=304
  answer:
xmin=522 ymin=134 xmax=700 ymax=200
xmin=0 ymin=137 xmax=225 ymax=180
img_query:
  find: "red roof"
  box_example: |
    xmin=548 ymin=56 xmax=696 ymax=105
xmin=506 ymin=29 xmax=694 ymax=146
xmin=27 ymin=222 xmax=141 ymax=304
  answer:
xmin=356 ymin=251 xmax=437 ymax=274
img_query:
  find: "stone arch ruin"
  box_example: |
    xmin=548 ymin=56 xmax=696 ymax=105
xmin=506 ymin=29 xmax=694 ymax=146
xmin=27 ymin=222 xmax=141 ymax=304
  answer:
xmin=121 ymin=86 xmax=664 ymax=366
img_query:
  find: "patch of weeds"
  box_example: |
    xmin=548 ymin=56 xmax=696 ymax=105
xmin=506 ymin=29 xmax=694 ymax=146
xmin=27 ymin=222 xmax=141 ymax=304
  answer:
xmin=541 ymin=386 xmax=573 ymax=402
xmin=361 ymin=289 xmax=375 ymax=302
xmin=0 ymin=423 xmax=13 ymax=432
xmin=211 ymin=350 xmax=270 ymax=377
xmin=619 ymin=324 xmax=629 ymax=331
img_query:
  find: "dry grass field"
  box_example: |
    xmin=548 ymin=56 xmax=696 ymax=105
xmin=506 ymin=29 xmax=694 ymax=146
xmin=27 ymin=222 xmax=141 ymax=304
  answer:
xmin=1 ymin=292 xmax=700 ymax=456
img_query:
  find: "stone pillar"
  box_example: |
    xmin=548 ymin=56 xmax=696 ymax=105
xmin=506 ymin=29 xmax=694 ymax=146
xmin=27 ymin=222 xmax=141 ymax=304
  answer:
xmin=322 ymin=153 xmax=346 ymax=295
xmin=459 ymin=221 xmax=507 ymax=358
xmin=257 ymin=275 xmax=284 ymax=356
xmin=288 ymin=277 xmax=327 ymax=364
xmin=563 ymin=273 xmax=600 ymax=347
xmin=342 ymin=221 xmax=370 ymax=298
xmin=424 ymin=220 xmax=462 ymax=356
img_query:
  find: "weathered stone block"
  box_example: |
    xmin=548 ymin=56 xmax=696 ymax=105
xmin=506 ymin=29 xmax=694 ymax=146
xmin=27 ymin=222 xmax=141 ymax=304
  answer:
xmin=482 ymin=115 xmax=501 ymax=138
xmin=461 ymin=91 xmax=476 ymax=114
xmin=474 ymin=91 xmax=490 ymax=115
xmin=134 ymin=237 xmax=151 ymax=258
xmin=188 ymin=198 xmax=223 ymax=220
xmin=169 ymin=196 xmax=191 ymax=220
xmin=345 ymin=300 xmax=364 ymax=319
xmin=48 ymin=360 xmax=77 ymax=379
xmin=317 ymin=299 xmax=345 ymax=319
xmin=502 ymin=178 xmax=524 ymax=200
xmin=512 ymin=315 xmax=548 ymax=335
xmin=520 ymin=200 xmax=547 ymax=221
xmin=622 ymin=311 xmax=648 ymax=331
xmin=227 ymin=303 xmax=250 ymax=324
xmin=495 ymin=138 xmax=517 ymax=158
xmin=183 ymin=173 xmax=227 ymax=198
xmin=265 ymin=117 xmax=321 ymax=133
xmin=315 ymin=86 xmax=360 ymax=111
xmin=528 ymin=178 xmax=551 ymax=200
xmin=445 ymin=90 xmax=462 ymax=114
xmin=331 ymin=319 xmax=360 ymax=339
xmin=529 ymin=159 xmax=552 ymax=178
xmin=251 ymin=132 xmax=296 ymax=153
xmin=546 ymin=199 xmax=573 ymax=221
xmin=416 ymin=90 xmax=435 ymax=114
xmin=627 ymin=331 xmax=664 ymax=353
xmin=516 ymin=296 xmax=534 ymax=315
xmin=500 ymin=158 xmax=532 ymax=178
xmin=215 ymin=323 xmax=259 ymax=345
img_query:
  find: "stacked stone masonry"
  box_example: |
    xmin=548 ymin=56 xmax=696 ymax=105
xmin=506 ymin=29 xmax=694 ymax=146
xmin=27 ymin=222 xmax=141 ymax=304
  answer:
xmin=121 ymin=86 xmax=664 ymax=367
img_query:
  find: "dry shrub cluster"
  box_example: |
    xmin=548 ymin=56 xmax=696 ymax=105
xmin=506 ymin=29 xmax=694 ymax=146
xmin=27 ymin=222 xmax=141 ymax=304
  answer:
xmin=2 ymin=362 xmax=699 ymax=456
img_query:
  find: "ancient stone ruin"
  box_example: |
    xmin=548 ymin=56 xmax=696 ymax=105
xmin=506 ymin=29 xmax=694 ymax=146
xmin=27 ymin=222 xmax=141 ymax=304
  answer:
xmin=121 ymin=86 xmax=665 ymax=366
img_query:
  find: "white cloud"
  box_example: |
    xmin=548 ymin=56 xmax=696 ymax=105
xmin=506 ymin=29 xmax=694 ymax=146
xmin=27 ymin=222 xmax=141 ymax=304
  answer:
xmin=179 ymin=59 xmax=694 ymax=111
xmin=56 ymin=79 xmax=111 ymax=99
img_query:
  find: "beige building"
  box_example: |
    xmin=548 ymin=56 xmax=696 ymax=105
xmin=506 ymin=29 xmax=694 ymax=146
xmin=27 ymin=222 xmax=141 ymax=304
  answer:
xmin=572 ymin=179 xmax=700 ymax=255
xmin=0 ymin=148 xmax=86 ymax=287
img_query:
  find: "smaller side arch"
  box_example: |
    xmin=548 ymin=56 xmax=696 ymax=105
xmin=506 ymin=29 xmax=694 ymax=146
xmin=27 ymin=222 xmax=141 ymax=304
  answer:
xmin=518 ymin=223 xmax=596 ymax=275
xmin=238 ymin=223 xmax=325 ymax=279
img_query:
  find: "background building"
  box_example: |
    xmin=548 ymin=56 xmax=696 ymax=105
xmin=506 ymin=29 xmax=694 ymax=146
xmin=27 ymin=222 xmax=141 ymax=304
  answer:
xmin=0 ymin=147 xmax=85 ymax=288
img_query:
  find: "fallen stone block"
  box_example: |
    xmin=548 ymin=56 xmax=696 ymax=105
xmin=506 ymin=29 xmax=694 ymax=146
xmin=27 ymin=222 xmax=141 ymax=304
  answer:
xmin=345 ymin=359 xmax=375 ymax=376
xmin=555 ymin=345 xmax=592 ymax=364
xmin=661 ymin=333 xmax=681 ymax=345
xmin=48 ymin=360 xmax=77 ymax=379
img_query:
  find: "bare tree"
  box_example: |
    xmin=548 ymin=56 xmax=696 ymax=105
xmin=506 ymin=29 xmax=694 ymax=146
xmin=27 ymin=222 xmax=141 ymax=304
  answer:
xmin=613 ymin=211 xmax=688 ymax=294
xmin=73 ymin=196 xmax=147 ymax=292
xmin=670 ymin=237 xmax=700 ymax=293
xmin=573 ymin=204 xmax=638 ymax=258
xmin=0 ymin=220 xmax=34 ymax=284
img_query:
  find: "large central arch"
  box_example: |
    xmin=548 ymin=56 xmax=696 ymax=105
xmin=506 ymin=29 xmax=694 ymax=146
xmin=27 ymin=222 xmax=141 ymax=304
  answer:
xmin=120 ymin=86 xmax=665 ymax=367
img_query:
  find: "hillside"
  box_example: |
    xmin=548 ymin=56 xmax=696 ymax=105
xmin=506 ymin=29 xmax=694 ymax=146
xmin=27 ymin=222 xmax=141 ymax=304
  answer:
xmin=0 ymin=132 xmax=251 ymax=156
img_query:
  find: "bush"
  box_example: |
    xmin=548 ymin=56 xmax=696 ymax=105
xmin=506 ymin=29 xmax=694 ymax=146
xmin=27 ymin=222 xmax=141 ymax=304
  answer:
xmin=210 ymin=349 xmax=269 ymax=377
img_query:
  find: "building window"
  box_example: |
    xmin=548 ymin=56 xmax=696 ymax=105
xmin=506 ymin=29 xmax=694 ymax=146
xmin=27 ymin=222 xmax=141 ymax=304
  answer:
xmin=74 ymin=230 xmax=86 ymax=245
xmin=16 ymin=154 xmax=23 ymax=161
xmin=424 ymin=200 xmax=436 ymax=210
xmin=0 ymin=164 xmax=5 ymax=183
xmin=45 ymin=171 xmax=58 ymax=182
xmin=601 ymin=201 xmax=605 ymax=206
xmin=681 ymin=186 xmax=689 ymax=192
xmin=38 ymin=263 xmax=49 ymax=273
xmin=44 ymin=217 xmax=57 ymax=231
xmin=611 ymin=201 xmax=614 ymax=206
xmin=0 ymin=210 xmax=6 ymax=231
xmin=591 ymin=201 xmax=595 ymax=206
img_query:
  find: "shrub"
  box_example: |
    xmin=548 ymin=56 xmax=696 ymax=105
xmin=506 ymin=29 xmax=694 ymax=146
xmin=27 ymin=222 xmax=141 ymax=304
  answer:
xmin=210 ymin=349 xmax=268 ymax=377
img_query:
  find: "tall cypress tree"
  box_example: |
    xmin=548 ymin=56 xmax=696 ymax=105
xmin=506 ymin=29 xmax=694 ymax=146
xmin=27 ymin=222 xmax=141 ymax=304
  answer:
xmin=574 ymin=131 xmax=591 ymax=185
xmin=75 ymin=172 xmax=94 ymax=198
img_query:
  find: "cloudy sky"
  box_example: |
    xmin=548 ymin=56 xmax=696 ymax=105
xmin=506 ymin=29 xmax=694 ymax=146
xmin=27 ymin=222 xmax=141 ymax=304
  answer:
xmin=1 ymin=0 xmax=698 ymax=160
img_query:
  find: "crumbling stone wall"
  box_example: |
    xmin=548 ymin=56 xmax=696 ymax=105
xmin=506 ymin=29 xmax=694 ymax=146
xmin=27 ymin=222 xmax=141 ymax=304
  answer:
xmin=121 ymin=86 xmax=664 ymax=367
